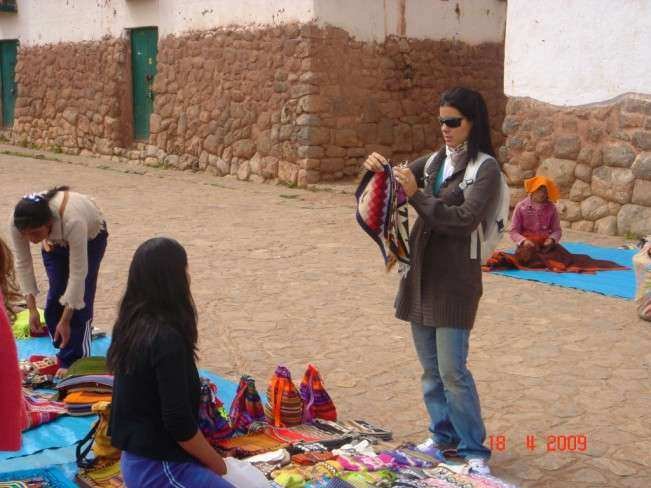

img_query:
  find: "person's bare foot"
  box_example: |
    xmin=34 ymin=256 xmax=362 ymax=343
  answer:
xmin=55 ymin=368 xmax=68 ymax=379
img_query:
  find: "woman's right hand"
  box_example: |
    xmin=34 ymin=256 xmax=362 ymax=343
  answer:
xmin=363 ymin=152 xmax=388 ymax=173
xmin=28 ymin=308 xmax=43 ymax=335
xmin=210 ymin=455 xmax=227 ymax=476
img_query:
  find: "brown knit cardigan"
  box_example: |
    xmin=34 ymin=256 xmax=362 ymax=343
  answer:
xmin=394 ymin=149 xmax=500 ymax=329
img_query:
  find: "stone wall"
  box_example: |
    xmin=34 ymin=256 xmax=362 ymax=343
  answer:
xmin=5 ymin=23 xmax=506 ymax=188
xmin=501 ymin=94 xmax=651 ymax=237
xmin=147 ymin=24 xmax=505 ymax=185
xmin=10 ymin=39 xmax=132 ymax=154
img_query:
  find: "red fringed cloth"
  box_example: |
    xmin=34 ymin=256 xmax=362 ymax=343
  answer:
xmin=484 ymin=234 xmax=628 ymax=273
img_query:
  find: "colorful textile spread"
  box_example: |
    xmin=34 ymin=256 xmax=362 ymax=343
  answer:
xmin=0 ymin=467 xmax=76 ymax=488
xmin=216 ymin=431 xmax=288 ymax=458
xmin=22 ymin=389 xmax=68 ymax=431
xmin=300 ymin=364 xmax=337 ymax=423
xmin=76 ymin=459 xmax=123 ymax=488
xmin=229 ymin=375 xmax=266 ymax=433
xmin=484 ymin=235 xmax=629 ymax=274
xmin=355 ymin=165 xmax=410 ymax=274
xmin=19 ymin=355 xmax=58 ymax=388
xmin=265 ymin=366 xmax=304 ymax=427
xmin=198 ymin=377 xmax=234 ymax=445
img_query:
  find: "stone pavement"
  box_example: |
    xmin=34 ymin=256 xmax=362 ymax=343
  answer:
xmin=0 ymin=145 xmax=649 ymax=487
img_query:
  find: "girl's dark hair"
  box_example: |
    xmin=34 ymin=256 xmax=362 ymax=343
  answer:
xmin=440 ymin=87 xmax=496 ymax=161
xmin=13 ymin=185 xmax=70 ymax=230
xmin=107 ymin=237 xmax=198 ymax=375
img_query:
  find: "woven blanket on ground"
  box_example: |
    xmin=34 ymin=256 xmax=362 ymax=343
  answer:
xmin=0 ymin=467 xmax=76 ymax=488
xmin=22 ymin=389 xmax=68 ymax=431
xmin=484 ymin=237 xmax=628 ymax=274
xmin=76 ymin=459 xmax=123 ymax=488
xmin=216 ymin=432 xmax=288 ymax=458
xmin=355 ymin=165 xmax=410 ymax=274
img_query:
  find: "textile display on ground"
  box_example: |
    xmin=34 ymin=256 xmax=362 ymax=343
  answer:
xmin=355 ymin=165 xmax=410 ymax=274
xmin=0 ymin=467 xmax=76 ymax=488
xmin=1 ymin=335 xmax=238 ymax=479
xmin=484 ymin=242 xmax=636 ymax=299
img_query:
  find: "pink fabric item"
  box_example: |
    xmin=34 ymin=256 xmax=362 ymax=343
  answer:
xmin=0 ymin=290 xmax=26 ymax=450
xmin=509 ymin=196 xmax=562 ymax=245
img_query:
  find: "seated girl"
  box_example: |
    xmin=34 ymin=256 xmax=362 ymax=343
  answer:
xmin=485 ymin=176 xmax=626 ymax=273
xmin=509 ymin=175 xmax=562 ymax=265
xmin=108 ymin=237 xmax=233 ymax=487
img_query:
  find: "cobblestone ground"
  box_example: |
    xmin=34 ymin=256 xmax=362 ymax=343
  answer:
xmin=0 ymin=146 xmax=649 ymax=487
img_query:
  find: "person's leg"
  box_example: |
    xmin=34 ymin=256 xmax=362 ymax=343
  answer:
xmin=56 ymin=230 xmax=108 ymax=367
xmin=41 ymin=245 xmax=69 ymax=346
xmin=121 ymin=451 xmax=235 ymax=488
xmin=410 ymin=323 xmax=459 ymax=449
xmin=435 ymin=327 xmax=490 ymax=461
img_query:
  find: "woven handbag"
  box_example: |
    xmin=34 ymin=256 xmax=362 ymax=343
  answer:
xmin=198 ymin=377 xmax=234 ymax=446
xmin=229 ymin=375 xmax=265 ymax=433
xmin=299 ymin=364 xmax=337 ymax=422
xmin=264 ymin=366 xmax=303 ymax=427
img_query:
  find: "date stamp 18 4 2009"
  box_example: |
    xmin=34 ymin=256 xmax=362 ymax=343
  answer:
xmin=488 ymin=434 xmax=588 ymax=453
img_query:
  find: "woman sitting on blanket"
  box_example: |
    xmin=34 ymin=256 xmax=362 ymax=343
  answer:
xmin=108 ymin=237 xmax=233 ymax=487
xmin=0 ymin=237 xmax=26 ymax=451
xmin=509 ymin=175 xmax=562 ymax=265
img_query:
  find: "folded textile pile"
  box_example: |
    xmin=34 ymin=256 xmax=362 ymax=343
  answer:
xmin=57 ymin=358 xmax=113 ymax=416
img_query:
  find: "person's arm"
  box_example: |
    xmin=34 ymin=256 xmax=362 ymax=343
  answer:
xmin=407 ymin=159 xmax=501 ymax=235
xmin=508 ymin=202 xmax=527 ymax=245
xmin=8 ymin=220 xmax=39 ymax=301
xmin=154 ymin=334 xmax=227 ymax=475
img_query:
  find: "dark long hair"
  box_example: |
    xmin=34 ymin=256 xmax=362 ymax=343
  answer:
xmin=13 ymin=185 xmax=70 ymax=230
xmin=107 ymin=237 xmax=198 ymax=375
xmin=440 ymin=87 xmax=495 ymax=161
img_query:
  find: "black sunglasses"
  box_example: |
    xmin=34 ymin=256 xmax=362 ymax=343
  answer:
xmin=438 ymin=117 xmax=464 ymax=128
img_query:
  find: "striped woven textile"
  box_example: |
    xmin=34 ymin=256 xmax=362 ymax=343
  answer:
xmin=264 ymin=366 xmax=303 ymax=427
xmin=22 ymin=389 xmax=68 ymax=431
xmin=355 ymin=165 xmax=410 ymax=274
xmin=299 ymin=364 xmax=337 ymax=422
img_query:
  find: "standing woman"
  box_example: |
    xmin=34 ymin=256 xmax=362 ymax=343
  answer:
xmin=364 ymin=87 xmax=499 ymax=474
xmin=108 ymin=237 xmax=232 ymax=487
xmin=10 ymin=186 xmax=108 ymax=376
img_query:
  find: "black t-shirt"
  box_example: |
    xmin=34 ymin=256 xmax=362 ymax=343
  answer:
xmin=110 ymin=326 xmax=200 ymax=462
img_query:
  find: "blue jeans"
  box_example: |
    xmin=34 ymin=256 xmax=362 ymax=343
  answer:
xmin=410 ymin=324 xmax=490 ymax=460
xmin=121 ymin=451 xmax=235 ymax=488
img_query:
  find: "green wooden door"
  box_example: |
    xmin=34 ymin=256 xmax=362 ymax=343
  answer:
xmin=0 ymin=40 xmax=18 ymax=127
xmin=131 ymin=28 xmax=158 ymax=140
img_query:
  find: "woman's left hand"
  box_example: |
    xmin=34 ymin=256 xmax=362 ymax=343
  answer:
xmin=394 ymin=167 xmax=418 ymax=197
xmin=54 ymin=318 xmax=71 ymax=349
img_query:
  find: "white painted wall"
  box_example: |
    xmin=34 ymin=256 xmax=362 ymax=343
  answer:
xmin=505 ymin=0 xmax=651 ymax=106
xmin=314 ymin=0 xmax=506 ymax=43
xmin=0 ymin=0 xmax=315 ymax=45
xmin=0 ymin=0 xmax=505 ymax=45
